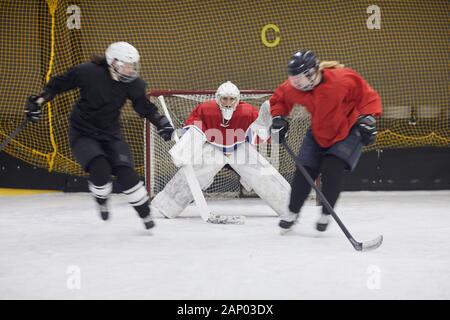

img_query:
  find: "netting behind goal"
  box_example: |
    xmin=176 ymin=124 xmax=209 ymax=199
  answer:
xmin=0 ymin=0 xmax=448 ymax=179
xmin=145 ymin=90 xmax=311 ymax=198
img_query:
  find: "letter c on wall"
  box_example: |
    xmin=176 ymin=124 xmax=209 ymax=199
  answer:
xmin=261 ymin=24 xmax=280 ymax=48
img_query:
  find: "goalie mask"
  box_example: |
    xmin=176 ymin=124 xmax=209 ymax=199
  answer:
xmin=105 ymin=42 xmax=140 ymax=83
xmin=215 ymin=81 xmax=240 ymax=121
xmin=287 ymin=50 xmax=320 ymax=91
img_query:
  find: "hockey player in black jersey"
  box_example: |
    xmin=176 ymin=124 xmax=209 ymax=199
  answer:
xmin=25 ymin=42 xmax=174 ymax=230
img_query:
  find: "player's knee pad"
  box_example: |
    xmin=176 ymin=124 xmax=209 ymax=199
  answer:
xmin=122 ymin=181 xmax=149 ymax=207
xmin=88 ymin=181 xmax=113 ymax=199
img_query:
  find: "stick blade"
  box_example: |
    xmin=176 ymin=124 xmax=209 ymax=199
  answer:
xmin=361 ymin=235 xmax=383 ymax=252
xmin=207 ymin=214 xmax=245 ymax=225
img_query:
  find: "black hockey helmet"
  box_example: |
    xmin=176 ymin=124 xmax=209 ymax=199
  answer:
xmin=287 ymin=50 xmax=319 ymax=76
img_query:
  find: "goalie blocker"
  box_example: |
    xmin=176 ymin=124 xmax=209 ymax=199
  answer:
xmin=151 ymin=126 xmax=292 ymax=219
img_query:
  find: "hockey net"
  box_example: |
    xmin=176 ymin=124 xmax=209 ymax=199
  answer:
xmin=145 ymin=90 xmax=314 ymax=199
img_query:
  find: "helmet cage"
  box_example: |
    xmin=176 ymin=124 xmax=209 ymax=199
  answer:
xmin=109 ymin=59 xmax=140 ymax=83
xmin=215 ymin=81 xmax=240 ymax=121
xmin=288 ymin=65 xmax=319 ymax=91
xmin=218 ymin=96 xmax=239 ymax=121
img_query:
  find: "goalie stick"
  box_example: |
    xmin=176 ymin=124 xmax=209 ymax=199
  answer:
xmin=282 ymin=141 xmax=383 ymax=252
xmin=158 ymin=95 xmax=245 ymax=225
xmin=0 ymin=119 xmax=29 ymax=152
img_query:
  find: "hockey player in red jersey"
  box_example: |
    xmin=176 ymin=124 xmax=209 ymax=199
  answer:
xmin=270 ymin=50 xmax=382 ymax=233
xmin=151 ymin=81 xmax=292 ymax=220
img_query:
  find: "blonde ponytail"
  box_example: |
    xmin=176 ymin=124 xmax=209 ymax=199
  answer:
xmin=319 ymin=61 xmax=345 ymax=71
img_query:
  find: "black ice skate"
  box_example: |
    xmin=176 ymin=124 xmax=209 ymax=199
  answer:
xmin=316 ymin=213 xmax=331 ymax=232
xmin=96 ymin=198 xmax=109 ymax=221
xmin=279 ymin=212 xmax=299 ymax=234
xmin=142 ymin=215 xmax=155 ymax=230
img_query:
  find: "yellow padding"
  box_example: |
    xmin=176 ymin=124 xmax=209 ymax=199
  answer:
xmin=0 ymin=188 xmax=62 ymax=196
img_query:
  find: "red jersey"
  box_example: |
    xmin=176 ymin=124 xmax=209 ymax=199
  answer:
xmin=184 ymin=100 xmax=259 ymax=148
xmin=270 ymin=68 xmax=382 ymax=148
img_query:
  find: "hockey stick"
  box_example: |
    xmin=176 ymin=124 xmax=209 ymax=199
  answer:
xmin=282 ymin=141 xmax=383 ymax=251
xmin=158 ymin=96 xmax=244 ymax=225
xmin=0 ymin=119 xmax=29 ymax=152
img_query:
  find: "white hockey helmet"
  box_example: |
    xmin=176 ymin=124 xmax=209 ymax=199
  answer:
xmin=215 ymin=81 xmax=240 ymax=121
xmin=105 ymin=42 xmax=140 ymax=83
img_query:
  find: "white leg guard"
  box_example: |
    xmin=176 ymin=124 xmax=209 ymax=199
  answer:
xmin=88 ymin=181 xmax=113 ymax=199
xmin=122 ymin=181 xmax=149 ymax=207
xmin=229 ymin=143 xmax=291 ymax=216
xmin=239 ymin=176 xmax=253 ymax=192
xmin=151 ymin=143 xmax=226 ymax=218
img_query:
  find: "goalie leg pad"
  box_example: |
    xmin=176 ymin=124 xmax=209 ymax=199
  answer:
xmin=151 ymin=165 xmax=223 ymax=218
xmin=239 ymin=176 xmax=253 ymax=192
xmin=230 ymin=143 xmax=291 ymax=216
xmin=151 ymin=143 xmax=226 ymax=218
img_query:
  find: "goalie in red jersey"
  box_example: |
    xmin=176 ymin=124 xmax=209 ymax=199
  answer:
xmin=270 ymin=50 xmax=382 ymax=233
xmin=151 ymin=81 xmax=292 ymax=220
xmin=184 ymin=82 xmax=260 ymax=152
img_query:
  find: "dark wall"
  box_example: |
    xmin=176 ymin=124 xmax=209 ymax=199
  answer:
xmin=0 ymin=152 xmax=111 ymax=193
xmin=345 ymin=148 xmax=450 ymax=190
xmin=1 ymin=148 xmax=449 ymax=192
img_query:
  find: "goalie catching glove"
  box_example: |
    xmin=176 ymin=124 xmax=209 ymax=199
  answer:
xmin=270 ymin=116 xmax=289 ymax=143
xmin=355 ymin=115 xmax=377 ymax=146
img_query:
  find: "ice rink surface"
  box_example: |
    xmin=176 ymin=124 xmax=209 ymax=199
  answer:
xmin=0 ymin=190 xmax=449 ymax=300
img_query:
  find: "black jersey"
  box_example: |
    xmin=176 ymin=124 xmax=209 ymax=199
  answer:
xmin=42 ymin=59 xmax=162 ymax=136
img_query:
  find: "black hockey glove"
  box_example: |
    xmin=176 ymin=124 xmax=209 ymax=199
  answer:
xmin=270 ymin=116 xmax=289 ymax=143
xmin=156 ymin=116 xmax=175 ymax=142
xmin=356 ymin=115 xmax=377 ymax=146
xmin=25 ymin=95 xmax=44 ymax=123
